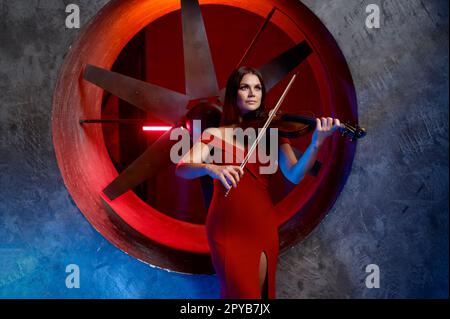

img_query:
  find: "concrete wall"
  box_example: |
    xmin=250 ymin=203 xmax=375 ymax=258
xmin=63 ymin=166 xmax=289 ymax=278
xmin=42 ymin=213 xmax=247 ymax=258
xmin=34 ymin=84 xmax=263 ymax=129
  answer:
xmin=0 ymin=0 xmax=448 ymax=298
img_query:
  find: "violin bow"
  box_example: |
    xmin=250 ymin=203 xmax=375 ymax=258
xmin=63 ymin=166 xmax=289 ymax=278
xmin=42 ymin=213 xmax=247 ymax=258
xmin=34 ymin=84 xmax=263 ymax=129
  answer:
xmin=225 ymin=72 xmax=299 ymax=197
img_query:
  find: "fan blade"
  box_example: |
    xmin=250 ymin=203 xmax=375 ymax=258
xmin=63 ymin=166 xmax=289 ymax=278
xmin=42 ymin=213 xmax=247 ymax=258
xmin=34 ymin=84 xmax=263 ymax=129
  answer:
xmin=235 ymin=7 xmax=277 ymax=69
xmin=218 ymin=42 xmax=312 ymax=102
xmin=181 ymin=0 xmax=219 ymax=99
xmin=103 ymin=129 xmax=177 ymax=200
xmin=258 ymin=41 xmax=312 ymax=91
xmin=84 ymin=64 xmax=189 ymax=124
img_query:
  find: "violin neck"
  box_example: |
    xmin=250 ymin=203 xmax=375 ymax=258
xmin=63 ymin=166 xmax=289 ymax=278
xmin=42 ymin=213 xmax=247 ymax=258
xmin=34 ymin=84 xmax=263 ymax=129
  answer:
xmin=281 ymin=113 xmax=317 ymax=126
xmin=278 ymin=112 xmax=366 ymax=141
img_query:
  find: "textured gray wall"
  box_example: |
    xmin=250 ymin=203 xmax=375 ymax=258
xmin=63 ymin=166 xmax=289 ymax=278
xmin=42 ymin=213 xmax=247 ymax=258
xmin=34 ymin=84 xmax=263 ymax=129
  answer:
xmin=0 ymin=0 xmax=448 ymax=298
xmin=277 ymin=0 xmax=449 ymax=298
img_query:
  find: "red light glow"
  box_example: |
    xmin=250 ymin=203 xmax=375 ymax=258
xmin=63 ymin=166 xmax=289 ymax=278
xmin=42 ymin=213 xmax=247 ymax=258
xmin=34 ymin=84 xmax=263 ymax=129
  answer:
xmin=142 ymin=126 xmax=172 ymax=132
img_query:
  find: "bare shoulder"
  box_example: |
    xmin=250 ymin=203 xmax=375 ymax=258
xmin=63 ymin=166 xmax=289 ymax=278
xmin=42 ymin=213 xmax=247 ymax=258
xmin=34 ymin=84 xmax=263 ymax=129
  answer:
xmin=200 ymin=127 xmax=224 ymax=146
xmin=203 ymin=126 xmax=240 ymax=146
xmin=203 ymin=126 xmax=235 ymax=139
xmin=204 ymin=127 xmax=222 ymax=137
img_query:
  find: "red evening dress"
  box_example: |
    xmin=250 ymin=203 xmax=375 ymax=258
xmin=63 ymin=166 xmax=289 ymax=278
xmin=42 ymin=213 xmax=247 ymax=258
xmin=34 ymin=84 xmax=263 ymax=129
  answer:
xmin=205 ymin=135 xmax=291 ymax=299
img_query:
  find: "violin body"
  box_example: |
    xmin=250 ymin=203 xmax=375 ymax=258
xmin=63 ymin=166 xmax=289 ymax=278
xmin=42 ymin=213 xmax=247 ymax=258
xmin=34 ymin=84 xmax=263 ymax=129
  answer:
xmin=241 ymin=110 xmax=366 ymax=141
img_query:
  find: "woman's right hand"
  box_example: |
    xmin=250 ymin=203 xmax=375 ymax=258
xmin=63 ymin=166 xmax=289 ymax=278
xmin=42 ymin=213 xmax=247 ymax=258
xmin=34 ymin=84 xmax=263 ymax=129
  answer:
xmin=206 ymin=164 xmax=244 ymax=190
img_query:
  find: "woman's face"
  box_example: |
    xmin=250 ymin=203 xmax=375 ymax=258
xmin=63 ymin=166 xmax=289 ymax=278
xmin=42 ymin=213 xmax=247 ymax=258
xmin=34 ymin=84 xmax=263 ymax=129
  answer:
xmin=236 ymin=73 xmax=262 ymax=115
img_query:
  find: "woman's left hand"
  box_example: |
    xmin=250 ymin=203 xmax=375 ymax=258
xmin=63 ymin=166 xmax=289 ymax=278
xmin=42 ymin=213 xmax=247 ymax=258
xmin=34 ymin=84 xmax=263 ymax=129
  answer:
xmin=311 ymin=117 xmax=341 ymax=147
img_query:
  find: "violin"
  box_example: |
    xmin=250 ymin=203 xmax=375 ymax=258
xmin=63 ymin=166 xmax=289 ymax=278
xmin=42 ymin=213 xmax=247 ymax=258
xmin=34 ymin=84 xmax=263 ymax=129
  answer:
xmin=224 ymin=73 xmax=365 ymax=197
xmin=241 ymin=110 xmax=366 ymax=141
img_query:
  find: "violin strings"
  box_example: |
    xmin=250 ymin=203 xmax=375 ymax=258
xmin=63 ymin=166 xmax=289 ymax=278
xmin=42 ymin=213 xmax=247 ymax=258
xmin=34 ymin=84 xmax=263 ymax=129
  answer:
xmin=225 ymin=73 xmax=299 ymax=197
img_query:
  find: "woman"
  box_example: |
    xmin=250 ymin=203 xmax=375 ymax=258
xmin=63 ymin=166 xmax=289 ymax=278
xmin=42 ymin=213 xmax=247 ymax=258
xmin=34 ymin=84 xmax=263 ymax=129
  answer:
xmin=176 ymin=66 xmax=340 ymax=299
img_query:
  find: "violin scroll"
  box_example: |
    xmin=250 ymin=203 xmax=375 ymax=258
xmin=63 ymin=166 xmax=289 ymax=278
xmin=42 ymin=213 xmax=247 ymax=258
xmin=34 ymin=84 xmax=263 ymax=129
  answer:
xmin=339 ymin=122 xmax=366 ymax=142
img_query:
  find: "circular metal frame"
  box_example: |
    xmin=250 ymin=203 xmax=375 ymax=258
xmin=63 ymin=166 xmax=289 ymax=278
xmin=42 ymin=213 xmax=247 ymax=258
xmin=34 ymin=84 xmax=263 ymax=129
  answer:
xmin=52 ymin=0 xmax=358 ymax=274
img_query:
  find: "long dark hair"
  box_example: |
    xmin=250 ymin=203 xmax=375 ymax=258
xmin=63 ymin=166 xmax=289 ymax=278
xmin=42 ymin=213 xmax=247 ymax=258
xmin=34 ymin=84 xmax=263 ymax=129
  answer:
xmin=221 ymin=66 xmax=267 ymax=126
